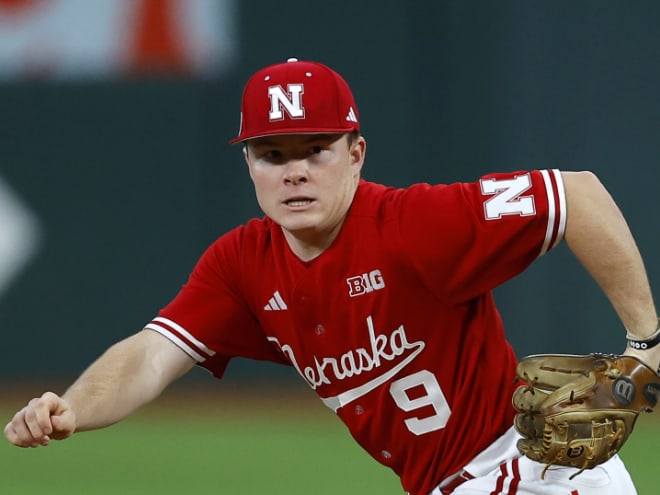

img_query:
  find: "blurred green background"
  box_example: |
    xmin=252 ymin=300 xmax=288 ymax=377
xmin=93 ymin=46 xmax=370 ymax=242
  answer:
xmin=2 ymin=382 xmax=659 ymax=495
xmin=2 ymin=1 xmax=660 ymax=494
xmin=1 ymin=381 xmax=401 ymax=495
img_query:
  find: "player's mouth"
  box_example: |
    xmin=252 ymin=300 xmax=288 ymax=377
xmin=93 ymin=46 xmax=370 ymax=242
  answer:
xmin=284 ymin=198 xmax=314 ymax=208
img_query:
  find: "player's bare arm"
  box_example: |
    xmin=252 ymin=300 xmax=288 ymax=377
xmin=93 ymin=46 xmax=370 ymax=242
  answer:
xmin=561 ymin=171 xmax=659 ymax=365
xmin=4 ymin=330 xmax=195 ymax=448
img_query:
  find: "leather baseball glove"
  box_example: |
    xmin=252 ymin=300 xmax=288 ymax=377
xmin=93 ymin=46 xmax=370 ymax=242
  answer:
xmin=512 ymin=353 xmax=660 ymax=478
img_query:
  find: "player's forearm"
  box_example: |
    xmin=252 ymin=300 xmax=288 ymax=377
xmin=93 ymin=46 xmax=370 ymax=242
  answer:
xmin=62 ymin=331 xmax=194 ymax=432
xmin=561 ymin=171 xmax=657 ymax=337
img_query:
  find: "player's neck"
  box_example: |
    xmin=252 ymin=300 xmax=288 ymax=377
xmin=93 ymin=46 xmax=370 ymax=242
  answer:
xmin=281 ymin=220 xmax=344 ymax=262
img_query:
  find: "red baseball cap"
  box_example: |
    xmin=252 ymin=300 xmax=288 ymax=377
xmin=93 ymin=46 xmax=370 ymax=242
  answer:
xmin=230 ymin=58 xmax=360 ymax=144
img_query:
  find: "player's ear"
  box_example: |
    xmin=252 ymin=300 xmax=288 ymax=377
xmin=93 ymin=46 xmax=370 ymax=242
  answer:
xmin=242 ymin=145 xmax=249 ymax=165
xmin=349 ymin=135 xmax=366 ymax=171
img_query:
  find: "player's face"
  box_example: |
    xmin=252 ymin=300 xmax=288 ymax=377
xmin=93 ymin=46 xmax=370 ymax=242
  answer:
xmin=244 ymin=133 xmax=365 ymax=254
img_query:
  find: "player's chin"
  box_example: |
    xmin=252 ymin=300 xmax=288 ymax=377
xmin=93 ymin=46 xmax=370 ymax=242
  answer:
xmin=281 ymin=214 xmax=332 ymax=238
xmin=276 ymin=210 xmax=319 ymax=230
xmin=280 ymin=219 xmax=318 ymax=235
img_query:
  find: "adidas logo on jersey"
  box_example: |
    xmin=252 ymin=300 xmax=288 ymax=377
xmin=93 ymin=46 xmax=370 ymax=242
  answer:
xmin=264 ymin=290 xmax=288 ymax=311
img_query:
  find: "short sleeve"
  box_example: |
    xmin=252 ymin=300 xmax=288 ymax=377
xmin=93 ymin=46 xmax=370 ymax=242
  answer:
xmin=145 ymin=228 xmax=288 ymax=377
xmin=394 ymin=169 xmax=566 ymax=303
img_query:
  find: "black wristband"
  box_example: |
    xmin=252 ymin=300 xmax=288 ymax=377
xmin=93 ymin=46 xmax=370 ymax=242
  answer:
xmin=627 ymin=321 xmax=660 ymax=350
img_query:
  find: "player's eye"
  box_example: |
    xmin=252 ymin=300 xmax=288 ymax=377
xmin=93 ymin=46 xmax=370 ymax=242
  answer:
xmin=264 ymin=150 xmax=283 ymax=161
xmin=310 ymin=146 xmax=323 ymax=154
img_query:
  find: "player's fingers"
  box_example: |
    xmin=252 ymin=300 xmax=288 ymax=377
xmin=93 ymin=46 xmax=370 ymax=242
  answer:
xmin=3 ymin=414 xmax=23 ymax=446
xmin=50 ymin=413 xmax=75 ymax=440
xmin=4 ymin=408 xmax=44 ymax=448
xmin=24 ymin=397 xmax=54 ymax=440
xmin=4 ymin=392 xmax=67 ymax=448
xmin=38 ymin=392 xmax=75 ymax=440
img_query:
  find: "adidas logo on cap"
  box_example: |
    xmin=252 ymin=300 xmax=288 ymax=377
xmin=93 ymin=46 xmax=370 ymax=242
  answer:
xmin=346 ymin=107 xmax=358 ymax=123
xmin=230 ymin=58 xmax=360 ymax=144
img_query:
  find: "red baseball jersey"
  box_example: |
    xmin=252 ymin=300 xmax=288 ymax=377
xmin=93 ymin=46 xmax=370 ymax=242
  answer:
xmin=146 ymin=169 xmax=566 ymax=495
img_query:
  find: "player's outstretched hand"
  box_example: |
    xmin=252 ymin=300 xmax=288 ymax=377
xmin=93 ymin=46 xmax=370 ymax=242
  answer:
xmin=3 ymin=392 xmax=76 ymax=448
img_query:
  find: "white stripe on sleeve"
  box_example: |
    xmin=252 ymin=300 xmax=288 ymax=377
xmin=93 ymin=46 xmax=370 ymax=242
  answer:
xmin=550 ymin=168 xmax=567 ymax=249
xmin=145 ymin=323 xmax=206 ymax=362
xmin=538 ymin=169 xmax=556 ymax=256
xmin=537 ymin=169 xmax=567 ymax=256
xmin=151 ymin=316 xmax=216 ymax=356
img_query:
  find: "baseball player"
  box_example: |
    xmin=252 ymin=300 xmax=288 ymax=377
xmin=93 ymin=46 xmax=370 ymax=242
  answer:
xmin=4 ymin=58 xmax=659 ymax=495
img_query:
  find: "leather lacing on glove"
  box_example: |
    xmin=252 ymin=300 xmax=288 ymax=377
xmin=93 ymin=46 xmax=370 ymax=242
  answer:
xmin=512 ymin=354 xmax=660 ymax=480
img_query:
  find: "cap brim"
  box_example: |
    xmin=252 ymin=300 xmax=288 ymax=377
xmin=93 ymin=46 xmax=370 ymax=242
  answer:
xmin=229 ymin=126 xmax=358 ymax=145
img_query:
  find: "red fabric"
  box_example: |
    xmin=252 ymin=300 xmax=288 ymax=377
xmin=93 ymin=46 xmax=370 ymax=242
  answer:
xmin=152 ymin=170 xmax=566 ymax=495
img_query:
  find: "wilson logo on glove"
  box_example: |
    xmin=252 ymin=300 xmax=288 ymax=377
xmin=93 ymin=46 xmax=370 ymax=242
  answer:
xmin=612 ymin=377 xmax=636 ymax=405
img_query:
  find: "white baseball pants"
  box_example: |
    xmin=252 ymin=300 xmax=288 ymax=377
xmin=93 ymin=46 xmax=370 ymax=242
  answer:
xmin=429 ymin=427 xmax=636 ymax=495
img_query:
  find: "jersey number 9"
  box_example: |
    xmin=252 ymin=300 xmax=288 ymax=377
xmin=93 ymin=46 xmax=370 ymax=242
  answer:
xmin=389 ymin=370 xmax=451 ymax=435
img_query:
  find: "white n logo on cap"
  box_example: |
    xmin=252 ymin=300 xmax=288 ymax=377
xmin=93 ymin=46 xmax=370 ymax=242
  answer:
xmin=268 ymin=84 xmax=305 ymax=121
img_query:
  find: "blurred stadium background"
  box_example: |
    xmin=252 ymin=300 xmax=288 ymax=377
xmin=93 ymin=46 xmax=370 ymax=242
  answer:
xmin=1 ymin=1 xmax=659 ymax=493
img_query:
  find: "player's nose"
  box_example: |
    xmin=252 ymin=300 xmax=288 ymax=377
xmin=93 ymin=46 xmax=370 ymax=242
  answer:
xmin=283 ymin=159 xmax=309 ymax=185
